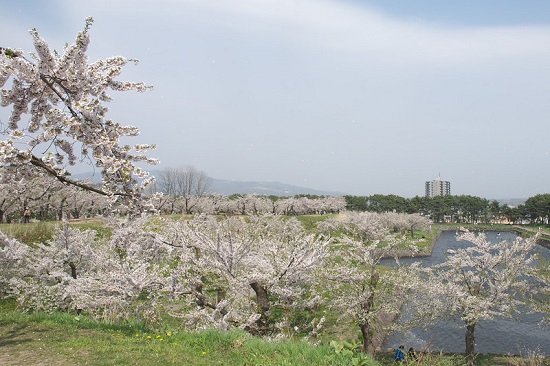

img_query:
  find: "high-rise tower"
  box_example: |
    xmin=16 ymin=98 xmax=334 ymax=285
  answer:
xmin=425 ymin=175 xmax=451 ymax=197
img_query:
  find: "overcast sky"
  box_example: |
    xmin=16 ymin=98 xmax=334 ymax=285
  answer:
xmin=2 ymin=0 xmax=550 ymax=198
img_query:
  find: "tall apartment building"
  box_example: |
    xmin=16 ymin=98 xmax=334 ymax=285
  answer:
xmin=425 ymin=176 xmax=451 ymax=197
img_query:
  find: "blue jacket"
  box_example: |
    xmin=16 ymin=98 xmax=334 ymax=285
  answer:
xmin=394 ymin=348 xmax=406 ymax=361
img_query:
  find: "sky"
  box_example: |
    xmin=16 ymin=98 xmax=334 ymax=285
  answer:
xmin=1 ymin=0 xmax=550 ymax=199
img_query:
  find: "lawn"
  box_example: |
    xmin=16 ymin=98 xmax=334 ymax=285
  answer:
xmin=0 ymin=301 xmax=547 ymax=366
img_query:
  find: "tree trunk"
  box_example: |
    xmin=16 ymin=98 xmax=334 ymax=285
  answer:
xmin=250 ymin=281 xmax=270 ymax=333
xmin=58 ymin=197 xmax=67 ymax=221
xmin=69 ymin=262 xmax=77 ymax=279
xmin=360 ymin=321 xmax=375 ymax=355
xmin=465 ymin=323 xmax=476 ymax=366
xmin=360 ymin=271 xmax=379 ymax=355
xmin=192 ymin=281 xmax=227 ymax=315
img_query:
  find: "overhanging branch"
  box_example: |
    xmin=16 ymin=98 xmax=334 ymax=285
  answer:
xmin=29 ymin=154 xmax=128 ymax=197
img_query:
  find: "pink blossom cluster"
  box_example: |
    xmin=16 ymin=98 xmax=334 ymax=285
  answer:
xmin=0 ymin=18 xmax=157 ymax=206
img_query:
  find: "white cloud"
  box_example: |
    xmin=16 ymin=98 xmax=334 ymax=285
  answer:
xmin=150 ymin=0 xmax=550 ymax=67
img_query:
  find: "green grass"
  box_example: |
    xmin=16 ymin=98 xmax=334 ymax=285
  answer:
xmin=0 ymin=301 xmax=547 ymax=366
xmin=296 ymin=214 xmax=336 ymax=231
xmin=0 ymin=219 xmax=112 ymax=244
xmin=0 ymin=221 xmax=56 ymax=244
xmin=0 ymin=300 xmax=357 ymax=366
xmin=435 ymin=222 xmax=517 ymax=231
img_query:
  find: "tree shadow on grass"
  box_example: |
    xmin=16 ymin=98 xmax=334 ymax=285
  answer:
xmin=0 ymin=321 xmax=48 ymax=347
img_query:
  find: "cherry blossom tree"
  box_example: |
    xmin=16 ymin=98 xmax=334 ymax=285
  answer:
xmin=0 ymin=166 xmax=66 ymax=222
xmin=1 ymin=217 xmax=172 ymax=321
xmin=156 ymin=214 xmax=330 ymax=335
xmin=0 ymin=209 xmax=434 ymax=349
xmin=318 ymin=211 xmax=418 ymax=355
xmin=380 ymin=212 xmax=431 ymax=239
xmin=0 ymin=170 xmax=28 ymax=223
xmin=0 ymin=165 xmax=110 ymax=221
xmin=532 ymin=256 xmax=550 ymax=323
xmin=0 ymin=231 xmax=30 ymax=299
xmin=420 ymin=230 xmax=539 ymax=366
xmin=5 ymin=222 xmax=100 ymax=312
xmin=62 ymin=184 xmax=110 ymax=219
xmin=324 ymin=237 xmax=409 ymax=354
xmin=319 ymin=211 xmax=390 ymax=243
xmin=0 ymin=18 xmax=157 ymax=208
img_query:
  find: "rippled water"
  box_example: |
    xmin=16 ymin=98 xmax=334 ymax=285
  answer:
xmin=382 ymin=230 xmax=550 ymax=356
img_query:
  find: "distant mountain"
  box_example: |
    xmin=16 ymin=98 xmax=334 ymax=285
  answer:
xmin=68 ymin=171 xmax=528 ymax=201
xmin=71 ymin=171 xmax=345 ymax=197
xmin=209 ymin=178 xmax=346 ymax=197
xmin=494 ymin=198 xmax=527 ymax=207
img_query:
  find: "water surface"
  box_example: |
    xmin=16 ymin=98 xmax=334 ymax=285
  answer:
xmin=382 ymin=230 xmax=550 ymax=356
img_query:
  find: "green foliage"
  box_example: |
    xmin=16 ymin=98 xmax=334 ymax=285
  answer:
xmin=330 ymin=340 xmax=375 ymax=365
xmin=0 ymin=219 xmax=113 ymax=244
xmin=296 ymin=214 xmax=336 ymax=231
xmin=0 ymin=221 xmax=56 ymax=244
xmin=523 ymin=194 xmax=550 ymax=223
xmin=345 ymin=195 xmax=410 ymax=213
xmin=345 ymin=194 xmax=525 ymax=224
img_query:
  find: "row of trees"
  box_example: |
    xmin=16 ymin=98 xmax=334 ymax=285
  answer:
xmin=4 ymin=169 xmax=550 ymax=226
xmin=0 ymin=167 xmax=111 ymax=223
xmin=0 ymin=212 xmax=546 ymax=366
xmin=0 ymin=173 xmax=346 ymax=222
xmin=346 ymin=193 xmax=550 ymax=225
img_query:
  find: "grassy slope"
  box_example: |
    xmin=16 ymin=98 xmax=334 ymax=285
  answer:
xmin=0 ymin=301 xmax=356 ymax=366
xmin=1 ymin=303 xmax=546 ymax=366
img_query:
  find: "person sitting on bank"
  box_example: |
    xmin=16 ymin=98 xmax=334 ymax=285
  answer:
xmin=394 ymin=345 xmax=406 ymax=362
xmin=408 ymin=347 xmax=418 ymax=362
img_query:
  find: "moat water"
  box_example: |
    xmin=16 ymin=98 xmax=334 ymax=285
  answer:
xmin=381 ymin=230 xmax=550 ymax=356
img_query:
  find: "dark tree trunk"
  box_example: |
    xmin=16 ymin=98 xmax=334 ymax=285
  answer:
xmin=250 ymin=281 xmax=270 ymax=333
xmin=67 ymin=263 xmax=82 ymax=315
xmin=192 ymin=281 xmax=227 ymax=315
xmin=69 ymin=262 xmax=77 ymax=279
xmin=58 ymin=197 xmax=67 ymax=221
xmin=465 ymin=323 xmax=476 ymax=366
xmin=360 ymin=321 xmax=375 ymax=355
xmin=360 ymin=271 xmax=379 ymax=355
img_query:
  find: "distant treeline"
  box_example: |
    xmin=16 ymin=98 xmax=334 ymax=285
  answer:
xmin=344 ymin=193 xmax=550 ymax=224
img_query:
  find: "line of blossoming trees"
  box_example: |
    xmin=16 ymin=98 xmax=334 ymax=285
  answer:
xmin=0 ymin=171 xmax=348 ymax=223
xmin=0 ymin=20 xmax=548 ymax=366
xmin=2 ymin=170 xmax=549 ymax=226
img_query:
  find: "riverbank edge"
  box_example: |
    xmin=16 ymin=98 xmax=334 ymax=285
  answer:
xmin=401 ymin=225 xmax=550 ymax=259
xmin=376 ymin=226 xmax=549 ymax=358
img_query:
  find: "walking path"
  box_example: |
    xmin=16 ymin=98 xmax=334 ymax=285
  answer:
xmin=511 ymin=225 xmax=550 ymax=248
